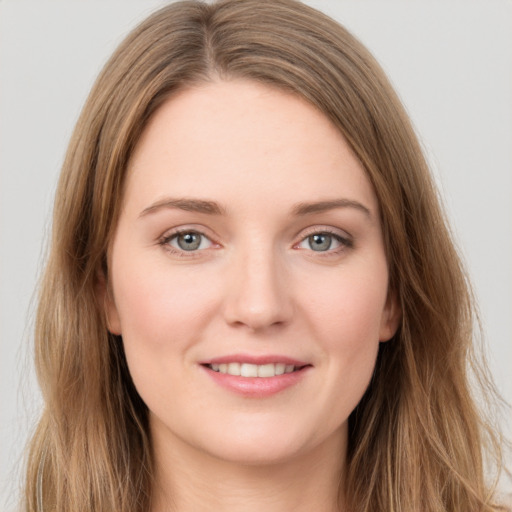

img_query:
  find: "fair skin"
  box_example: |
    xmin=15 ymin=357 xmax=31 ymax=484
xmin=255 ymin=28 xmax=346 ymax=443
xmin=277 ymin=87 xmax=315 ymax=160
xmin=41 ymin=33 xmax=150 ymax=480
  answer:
xmin=105 ymin=79 xmax=399 ymax=512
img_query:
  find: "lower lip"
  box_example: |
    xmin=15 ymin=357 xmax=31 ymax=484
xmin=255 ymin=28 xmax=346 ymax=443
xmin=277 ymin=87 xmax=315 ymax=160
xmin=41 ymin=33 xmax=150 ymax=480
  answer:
xmin=201 ymin=365 xmax=311 ymax=397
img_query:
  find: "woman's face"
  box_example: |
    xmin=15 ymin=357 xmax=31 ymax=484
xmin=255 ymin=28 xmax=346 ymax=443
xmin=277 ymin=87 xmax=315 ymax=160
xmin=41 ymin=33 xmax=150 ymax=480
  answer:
xmin=105 ymin=80 xmax=399 ymax=465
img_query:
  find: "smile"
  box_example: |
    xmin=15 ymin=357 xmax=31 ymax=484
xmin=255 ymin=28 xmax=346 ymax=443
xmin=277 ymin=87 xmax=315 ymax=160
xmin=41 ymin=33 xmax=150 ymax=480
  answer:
xmin=201 ymin=356 xmax=312 ymax=397
xmin=207 ymin=362 xmax=300 ymax=378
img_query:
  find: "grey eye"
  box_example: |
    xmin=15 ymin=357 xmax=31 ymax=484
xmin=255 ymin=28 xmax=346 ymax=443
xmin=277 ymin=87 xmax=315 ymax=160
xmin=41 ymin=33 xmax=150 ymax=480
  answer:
xmin=171 ymin=232 xmax=210 ymax=251
xmin=307 ymin=233 xmax=333 ymax=251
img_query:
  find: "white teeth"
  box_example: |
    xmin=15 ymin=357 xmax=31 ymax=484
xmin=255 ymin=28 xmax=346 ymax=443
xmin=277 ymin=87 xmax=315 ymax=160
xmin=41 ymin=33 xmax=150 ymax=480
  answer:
xmin=257 ymin=364 xmax=275 ymax=377
xmin=209 ymin=362 xmax=300 ymax=377
xmin=275 ymin=363 xmax=285 ymax=375
xmin=240 ymin=363 xmax=258 ymax=377
xmin=228 ymin=362 xmax=240 ymax=375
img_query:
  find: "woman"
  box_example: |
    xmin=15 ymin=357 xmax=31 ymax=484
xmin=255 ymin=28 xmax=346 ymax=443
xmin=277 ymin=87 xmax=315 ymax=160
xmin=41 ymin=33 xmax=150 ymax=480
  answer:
xmin=24 ymin=0 xmax=508 ymax=510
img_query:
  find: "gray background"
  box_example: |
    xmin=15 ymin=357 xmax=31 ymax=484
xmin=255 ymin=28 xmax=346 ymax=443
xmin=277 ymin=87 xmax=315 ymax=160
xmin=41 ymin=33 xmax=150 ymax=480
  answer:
xmin=1 ymin=1 xmax=511 ymax=509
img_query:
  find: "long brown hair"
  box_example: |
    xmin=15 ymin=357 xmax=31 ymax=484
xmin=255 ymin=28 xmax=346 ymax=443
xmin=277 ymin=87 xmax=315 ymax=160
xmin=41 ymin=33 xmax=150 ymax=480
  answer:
xmin=25 ymin=1 xmax=507 ymax=510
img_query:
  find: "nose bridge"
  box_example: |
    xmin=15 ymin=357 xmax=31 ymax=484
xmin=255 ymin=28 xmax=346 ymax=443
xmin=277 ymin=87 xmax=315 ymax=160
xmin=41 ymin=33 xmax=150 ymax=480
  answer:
xmin=223 ymin=235 xmax=292 ymax=330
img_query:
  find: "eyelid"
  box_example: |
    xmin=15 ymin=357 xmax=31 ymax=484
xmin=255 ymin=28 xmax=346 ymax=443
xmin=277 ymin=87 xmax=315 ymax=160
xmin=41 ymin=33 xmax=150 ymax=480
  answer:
xmin=158 ymin=225 xmax=221 ymax=257
xmin=156 ymin=224 xmax=353 ymax=257
xmin=296 ymin=225 xmax=353 ymax=243
xmin=293 ymin=226 xmax=354 ymax=253
xmin=169 ymin=231 xmax=212 ymax=250
xmin=158 ymin=224 xmax=218 ymax=241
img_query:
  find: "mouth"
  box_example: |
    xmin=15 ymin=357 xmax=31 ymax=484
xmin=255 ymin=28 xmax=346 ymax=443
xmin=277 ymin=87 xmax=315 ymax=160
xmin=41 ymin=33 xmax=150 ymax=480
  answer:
xmin=199 ymin=355 xmax=312 ymax=396
xmin=204 ymin=362 xmax=308 ymax=378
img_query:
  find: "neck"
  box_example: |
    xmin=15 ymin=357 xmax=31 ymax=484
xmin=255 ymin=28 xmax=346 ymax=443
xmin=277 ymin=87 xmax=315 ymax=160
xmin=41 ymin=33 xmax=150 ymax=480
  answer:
xmin=150 ymin=424 xmax=346 ymax=512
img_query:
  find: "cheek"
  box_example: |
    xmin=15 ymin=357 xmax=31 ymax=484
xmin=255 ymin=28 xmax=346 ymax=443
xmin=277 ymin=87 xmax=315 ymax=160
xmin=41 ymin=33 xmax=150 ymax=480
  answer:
xmin=301 ymin=262 xmax=388 ymax=407
xmin=111 ymin=258 xmax=224 ymax=418
xmin=111 ymin=255 xmax=220 ymax=370
xmin=307 ymin=266 xmax=389 ymax=346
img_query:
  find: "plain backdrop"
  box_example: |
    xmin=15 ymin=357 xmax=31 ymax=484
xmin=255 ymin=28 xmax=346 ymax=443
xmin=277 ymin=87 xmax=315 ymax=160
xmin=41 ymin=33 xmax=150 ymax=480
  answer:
xmin=1 ymin=1 xmax=511 ymax=509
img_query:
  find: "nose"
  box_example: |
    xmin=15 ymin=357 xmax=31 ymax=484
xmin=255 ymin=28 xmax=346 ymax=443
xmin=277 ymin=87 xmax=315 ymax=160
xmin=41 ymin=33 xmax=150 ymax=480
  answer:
xmin=222 ymin=244 xmax=293 ymax=332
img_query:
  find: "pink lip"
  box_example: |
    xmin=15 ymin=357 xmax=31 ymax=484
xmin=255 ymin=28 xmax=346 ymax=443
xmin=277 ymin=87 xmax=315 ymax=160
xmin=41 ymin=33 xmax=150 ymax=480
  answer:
xmin=200 ymin=354 xmax=309 ymax=366
xmin=199 ymin=354 xmax=312 ymax=398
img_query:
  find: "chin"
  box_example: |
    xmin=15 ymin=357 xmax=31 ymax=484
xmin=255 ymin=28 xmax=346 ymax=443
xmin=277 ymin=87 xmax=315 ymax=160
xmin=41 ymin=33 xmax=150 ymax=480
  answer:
xmin=195 ymin=418 xmax=340 ymax=467
xmin=206 ymin=438 xmax=308 ymax=466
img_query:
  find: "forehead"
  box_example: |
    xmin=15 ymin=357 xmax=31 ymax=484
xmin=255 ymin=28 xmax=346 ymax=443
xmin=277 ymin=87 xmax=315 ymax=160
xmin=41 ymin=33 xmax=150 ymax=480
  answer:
xmin=124 ymin=79 xmax=378 ymax=216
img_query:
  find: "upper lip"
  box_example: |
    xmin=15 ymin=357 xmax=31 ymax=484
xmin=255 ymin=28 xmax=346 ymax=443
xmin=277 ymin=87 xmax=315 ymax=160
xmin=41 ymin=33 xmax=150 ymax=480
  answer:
xmin=200 ymin=354 xmax=310 ymax=367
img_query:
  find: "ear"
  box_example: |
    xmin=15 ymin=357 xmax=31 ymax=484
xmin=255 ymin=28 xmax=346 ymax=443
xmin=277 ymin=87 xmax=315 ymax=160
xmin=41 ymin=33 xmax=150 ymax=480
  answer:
xmin=379 ymin=290 xmax=401 ymax=342
xmin=96 ymin=271 xmax=122 ymax=335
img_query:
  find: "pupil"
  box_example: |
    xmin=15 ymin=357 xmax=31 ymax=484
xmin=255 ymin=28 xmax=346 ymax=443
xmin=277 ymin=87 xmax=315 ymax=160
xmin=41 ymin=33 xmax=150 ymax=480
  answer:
xmin=178 ymin=232 xmax=201 ymax=251
xmin=310 ymin=234 xmax=331 ymax=251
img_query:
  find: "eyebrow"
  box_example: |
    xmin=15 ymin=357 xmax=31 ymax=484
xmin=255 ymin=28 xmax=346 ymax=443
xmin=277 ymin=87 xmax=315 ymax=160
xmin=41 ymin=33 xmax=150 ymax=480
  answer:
xmin=139 ymin=198 xmax=226 ymax=217
xmin=291 ymin=199 xmax=372 ymax=218
xmin=139 ymin=196 xmax=371 ymax=218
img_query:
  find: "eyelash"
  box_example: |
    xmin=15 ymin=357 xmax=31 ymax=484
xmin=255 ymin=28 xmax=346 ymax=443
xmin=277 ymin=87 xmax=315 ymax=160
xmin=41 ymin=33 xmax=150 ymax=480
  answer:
xmin=296 ymin=228 xmax=353 ymax=256
xmin=158 ymin=228 xmax=215 ymax=258
xmin=158 ymin=227 xmax=353 ymax=257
